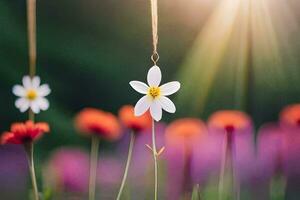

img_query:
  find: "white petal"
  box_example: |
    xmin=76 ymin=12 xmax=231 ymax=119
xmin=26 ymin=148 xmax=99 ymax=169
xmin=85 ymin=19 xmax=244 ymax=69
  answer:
xmin=147 ymin=65 xmax=161 ymax=87
xmin=158 ymin=96 xmax=176 ymax=113
xmin=32 ymin=76 xmax=41 ymax=88
xmin=12 ymin=85 xmax=26 ymax=97
xmin=30 ymin=101 xmax=40 ymax=114
xmin=129 ymin=81 xmax=149 ymax=94
xmin=37 ymin=98 xmax=49 ymax=111
xmin=134 ymin=95 xmax=151 ymax=116
xmin=15 ymin=98 xmax=27 ymax=108
xmin=150 ymin=100 xmax=162 ymax=121
xmin=15 ymin=98 xmax=30 ymax=112
xmin=37 ymin=84 xmax=51 ymax=96
xmin=160 ymin=81 xmax=180 ymax=96
xmin=22 ymin=76 xmax=32 ymax=89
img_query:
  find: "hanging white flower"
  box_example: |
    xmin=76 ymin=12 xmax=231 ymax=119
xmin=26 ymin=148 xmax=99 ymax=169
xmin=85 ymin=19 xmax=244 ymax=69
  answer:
xmin=12 ymin=75 xmax=51 ymax=114
xmin=130 ymin=65 xmax=180 ymax=121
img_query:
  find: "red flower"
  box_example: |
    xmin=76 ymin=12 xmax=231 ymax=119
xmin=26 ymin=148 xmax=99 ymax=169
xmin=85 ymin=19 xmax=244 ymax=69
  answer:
xmin=118 ymin=105 xmax=151 ymax=133
xmin=280 ymin=104 xmax=300 ymax=128
xmin=1 ymin=120 xmax=50 ymax=144
xmin=75 ymin=108 xmax=121 ymax=141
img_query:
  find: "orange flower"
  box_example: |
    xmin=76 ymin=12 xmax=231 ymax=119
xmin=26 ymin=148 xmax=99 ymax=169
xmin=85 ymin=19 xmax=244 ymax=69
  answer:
xmin=1 ymin=120 xmax=50 ymax=144
xmin=165 ymin=118 xmax=207 ymax=198
xmin=118 ymin=105 xmax=151 ymax=133
xmin=280 ymin=104 xmax=300 ymax=128
xmin=208 ymin=110 xmax=251 ymax=133
xmin=75 ymin=108 xmax=121 ymax=141
xmin=165 ymin=118 xmax=207 ymax=147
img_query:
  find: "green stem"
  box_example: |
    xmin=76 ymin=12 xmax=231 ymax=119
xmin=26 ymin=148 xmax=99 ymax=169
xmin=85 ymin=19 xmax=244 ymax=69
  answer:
xmin=24 ymin=142 xmax=39 ymax=200
xmin=152 ymin=119 xmax=158 ymax=200
xmin=89 ymin=136 xmax=100 ymax=200
xmin=116 ymin=132 xmax=135 ymax=200
xmin=29 ymin=109 xmax=35 ymax=122
xmin=218 ymin=135 xmax=228 ymax=200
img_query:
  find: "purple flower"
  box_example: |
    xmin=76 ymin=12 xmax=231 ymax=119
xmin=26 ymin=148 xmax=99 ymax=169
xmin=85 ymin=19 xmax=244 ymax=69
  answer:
xmin=165 ymin=118 xmax=207 ymax=200
xmin=207 ymin=111 xmax=256 ymax=185
xmin=97 ymin=155 xmax=123 ymax=198
xmin=0 ymin=145 xmax=28 ymax=199
xmin=255 ymin=124 xmax=283 ymax=181
xmin=116 ymin=122 xmax=166 ymax=199
xmin=279 ymin=104 xmax=300 ymax=178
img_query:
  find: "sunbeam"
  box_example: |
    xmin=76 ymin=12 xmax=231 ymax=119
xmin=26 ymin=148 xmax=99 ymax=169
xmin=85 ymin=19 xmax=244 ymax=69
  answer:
xmin=176 ymin=0 xmax=300 ymax=118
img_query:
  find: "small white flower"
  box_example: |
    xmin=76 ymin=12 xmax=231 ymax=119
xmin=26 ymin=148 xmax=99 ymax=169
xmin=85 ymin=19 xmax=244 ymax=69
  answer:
xmin=130 ymin=65 xmax=180 ymax=121
xmin=12 ymin=75 xmax=51 ymax=114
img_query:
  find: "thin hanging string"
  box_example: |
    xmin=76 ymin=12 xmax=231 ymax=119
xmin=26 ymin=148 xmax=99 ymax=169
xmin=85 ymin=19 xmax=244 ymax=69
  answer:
xmin=27 ymin=0 xmax=37 ymax=78
xmin=27 ymin=0 xmax=37 ymax=122
xmin=150 ymin=0 xmax=159 ymax=65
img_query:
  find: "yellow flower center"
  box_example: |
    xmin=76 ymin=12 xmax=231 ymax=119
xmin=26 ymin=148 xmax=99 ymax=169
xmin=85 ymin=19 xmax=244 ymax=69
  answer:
xmin=26 ymin=89 xmax=37 ymax=100
xmin=148 ymin=87 xmax=160 ymax=98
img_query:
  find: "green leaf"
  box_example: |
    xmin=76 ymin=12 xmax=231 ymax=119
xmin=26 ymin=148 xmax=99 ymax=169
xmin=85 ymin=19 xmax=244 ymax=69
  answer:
xmin=43 ymin=188 xmax=53 ymax=200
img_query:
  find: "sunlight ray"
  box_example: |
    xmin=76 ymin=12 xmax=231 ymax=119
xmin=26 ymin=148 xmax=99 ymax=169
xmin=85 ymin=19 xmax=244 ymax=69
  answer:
xmin=177 ymin=0 xmax=242 ymax=115
xmin=176 ymin=0 xmax=300 ymax=116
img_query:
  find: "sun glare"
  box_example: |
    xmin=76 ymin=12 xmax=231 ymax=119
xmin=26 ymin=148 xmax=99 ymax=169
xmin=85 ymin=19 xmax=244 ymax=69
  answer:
xmin=176 ymin=0 xmax=300 ymax=116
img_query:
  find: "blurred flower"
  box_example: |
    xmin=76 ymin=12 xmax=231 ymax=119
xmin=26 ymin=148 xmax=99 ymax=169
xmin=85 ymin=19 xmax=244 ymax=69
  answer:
xmin=253 ymin=123 xmax=286 ymax=200
xmin=255 ymin=104 xmax=300 ymax=199
xmin=256 ymin=103 xmax=300 ymax=178
xmin=75 ymin=108 xmax=121 ymax=200
xmin=75 ymin=108 xmax=121 ymax=141
xmin=1 ymin=120 xmax=50 ymax=144
xmin=13 ymin=75 xmax=51 ymax=113
xmin=208 ymin=110 xmax=252 ymax=134
xmin=118 ymin=105 xmax=151 ymax=133
xmin=116 ymin=123 xmax=166 ymax=198
xmin=45 ymin=148 xmax=89 ymax=193
xmin=97 ymin=156 xmax=123 ymax=199
xmin=165 ymin=118 xmax=206 ymax=147
xmin=281 ymin=132 xmax=300 ymax=179
xmin=207 ymin=110 xmax=255 ymax=196
xmin=256 ymin=124 xmax=284 ymax=181
xmin=0 ymin=145 xmax=28 ymax=199
xmin=277 ymin=104 xmax=300 ymax=177
xmin=165 ymin=118 xmax=207 ymax=200
xmin=130 ymin=65 xmax=180 ymax=121
xmin=130 ymin=122 xmax=165 ymax=173
xmin=279 ymin=103 xmax=300 ymax=129
xmin=116 ymin=105 xmax=151 ymax=200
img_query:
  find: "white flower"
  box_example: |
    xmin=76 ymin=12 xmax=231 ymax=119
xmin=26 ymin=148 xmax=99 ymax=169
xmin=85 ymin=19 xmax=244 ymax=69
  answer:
xmin=12 ymin=75 xmax=51 ymax=114
xmin=129 ymin=65 xmax=180 ymax=121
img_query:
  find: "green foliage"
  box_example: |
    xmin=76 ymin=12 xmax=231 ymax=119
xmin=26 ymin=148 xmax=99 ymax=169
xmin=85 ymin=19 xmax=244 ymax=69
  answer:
xmin=271 ymin=176 xmax=286 ymax=200
xmin=191 ymin=185 xmax=201 ymax=200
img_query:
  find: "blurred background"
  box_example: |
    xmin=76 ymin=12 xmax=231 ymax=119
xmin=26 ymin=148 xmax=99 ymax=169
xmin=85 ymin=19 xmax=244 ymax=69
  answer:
xmin=0 ymin=0 xmax=300 ymax=199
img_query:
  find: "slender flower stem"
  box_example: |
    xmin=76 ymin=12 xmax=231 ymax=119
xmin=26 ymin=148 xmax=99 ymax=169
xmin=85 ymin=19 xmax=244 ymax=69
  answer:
xmin=152 ymin=119 xmax=158 ymax=200
xmin=218 ymin=135 xmax=228 ymax=200
xmin=89 ymin=135 xmax=100 ymax=200
xmin=231 ymin=141 xmax=240 ymax=200
xmin=24 ymin=142 xmax=39 ymax=200
xmin=29 ymin=109 xmax=35 ymax=122
xmin=116 ymin=131 xmax=136 ymax=200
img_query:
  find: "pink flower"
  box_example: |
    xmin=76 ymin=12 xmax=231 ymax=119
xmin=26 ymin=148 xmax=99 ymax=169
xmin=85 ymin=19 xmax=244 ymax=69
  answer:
xmin=165 ymin=118 xmax=207 ymax=200
xmin=45 ymin=148 xmax=89 ymax=193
